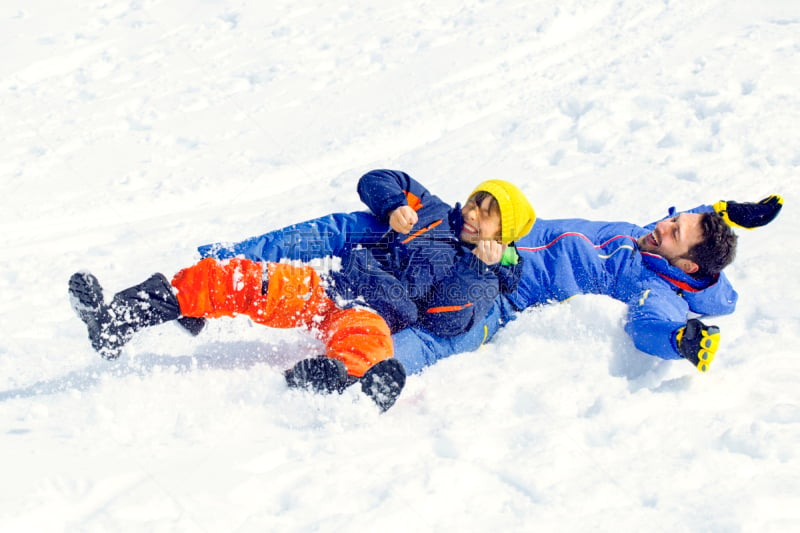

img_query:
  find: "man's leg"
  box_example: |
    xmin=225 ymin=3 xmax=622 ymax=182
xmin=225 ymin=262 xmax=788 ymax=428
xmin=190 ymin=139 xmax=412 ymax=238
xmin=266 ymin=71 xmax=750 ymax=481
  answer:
xmin=198 ymin=211 xmax=387 ymax=263
xmin=391 ymin=299 xmax=510 ymax=374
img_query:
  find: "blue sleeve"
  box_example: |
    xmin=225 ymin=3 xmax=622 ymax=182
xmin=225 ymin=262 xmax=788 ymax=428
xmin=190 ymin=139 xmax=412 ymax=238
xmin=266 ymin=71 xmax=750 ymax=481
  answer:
xmin=418 ymin=253 xmax=500 ymax=337
xmin=357 ymin=169 xmax=437 ymax=221
xmin=197 ymin=211 xmax=388 ymax=262
xmin=624 ymin=285 xmax=689 ymax=360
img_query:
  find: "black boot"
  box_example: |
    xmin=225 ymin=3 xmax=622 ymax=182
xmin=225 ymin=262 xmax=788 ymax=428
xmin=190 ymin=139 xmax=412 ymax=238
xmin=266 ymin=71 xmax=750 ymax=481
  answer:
xmin=285 ymin=357 xmax=349 ymax=394
xmin=361 ymin=359 xmax=406 ymax=412
xmin=69 ymin=271 xmax=181 ymax=360
xmin=69 ymin=271 xmax=105 ymax=334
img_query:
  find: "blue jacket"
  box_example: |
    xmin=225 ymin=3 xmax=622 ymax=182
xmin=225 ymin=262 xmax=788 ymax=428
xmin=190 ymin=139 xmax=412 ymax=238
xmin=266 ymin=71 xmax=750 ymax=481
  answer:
xmin=200 ymin=169 xmax=523 ymax=336
xmin=508 ymin=207 xmax=737 ymax=359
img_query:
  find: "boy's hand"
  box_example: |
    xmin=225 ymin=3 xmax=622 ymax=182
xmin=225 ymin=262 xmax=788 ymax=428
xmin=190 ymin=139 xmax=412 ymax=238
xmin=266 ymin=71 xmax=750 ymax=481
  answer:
xmin=389 ymin=205 xmax=418 ymax=234
xmin=713 ymin=195 xmax=783 ymax=229
xmin=675 ymin=318 xmax=720 ymax=373
xmin=473 ymin=240 xmax=506 ymax=265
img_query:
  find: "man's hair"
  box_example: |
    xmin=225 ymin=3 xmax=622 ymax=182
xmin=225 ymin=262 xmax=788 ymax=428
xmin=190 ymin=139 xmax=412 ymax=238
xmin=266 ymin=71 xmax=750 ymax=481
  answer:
xmin=685 ymin=212 xmax=738 ymax=278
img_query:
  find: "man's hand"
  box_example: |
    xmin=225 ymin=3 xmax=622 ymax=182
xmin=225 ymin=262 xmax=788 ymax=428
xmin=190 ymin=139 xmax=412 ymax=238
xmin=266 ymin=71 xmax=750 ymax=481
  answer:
xmin=675 ymin=318 xmax=720 ymax=372
xmin=473 ymin=240 xmax=506 ymax=266
xmin=389 ymin=205 xmax=419 ymax=234
xmin=714 ymin=195 xmax=783 ymax=229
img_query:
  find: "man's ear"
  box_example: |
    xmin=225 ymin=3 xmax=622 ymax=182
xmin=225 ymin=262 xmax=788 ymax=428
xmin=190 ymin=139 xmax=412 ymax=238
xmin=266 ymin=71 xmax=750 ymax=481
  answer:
xmin=675 ymin=258 xmax=700 ymax=275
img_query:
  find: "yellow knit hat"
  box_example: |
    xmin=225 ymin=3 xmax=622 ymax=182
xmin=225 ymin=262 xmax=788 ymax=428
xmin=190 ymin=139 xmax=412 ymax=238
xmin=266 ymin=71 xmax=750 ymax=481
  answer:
xmin=469 ymin=180 xmax=536 ymax=244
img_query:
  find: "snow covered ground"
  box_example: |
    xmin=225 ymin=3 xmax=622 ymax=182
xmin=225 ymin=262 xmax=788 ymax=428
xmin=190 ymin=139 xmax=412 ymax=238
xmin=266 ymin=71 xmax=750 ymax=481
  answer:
xmin=2 ymin=0 xmax=799 ymax=531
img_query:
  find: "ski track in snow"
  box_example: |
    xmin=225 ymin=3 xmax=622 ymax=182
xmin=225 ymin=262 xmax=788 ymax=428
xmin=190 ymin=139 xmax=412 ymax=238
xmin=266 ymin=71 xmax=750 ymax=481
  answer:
xmin=1 ymin=0 xmax=799 ymax=531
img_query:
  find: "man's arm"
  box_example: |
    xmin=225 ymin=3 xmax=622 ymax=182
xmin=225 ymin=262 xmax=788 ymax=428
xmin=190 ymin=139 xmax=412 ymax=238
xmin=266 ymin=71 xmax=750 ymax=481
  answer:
xmin=624 ymin=285 xmax=689 ymax=361
xmin=645 ymin=194 xmax=783 ymax=231
xmin=623 ymin=284 xmax=722 ymax=372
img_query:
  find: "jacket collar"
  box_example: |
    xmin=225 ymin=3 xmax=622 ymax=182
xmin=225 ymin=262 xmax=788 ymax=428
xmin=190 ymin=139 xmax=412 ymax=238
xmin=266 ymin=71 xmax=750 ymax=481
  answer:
xmin=640 ymin=251 xmax=718 ymax=292
xmin=450 ymin=203 xmax=464 ymax=229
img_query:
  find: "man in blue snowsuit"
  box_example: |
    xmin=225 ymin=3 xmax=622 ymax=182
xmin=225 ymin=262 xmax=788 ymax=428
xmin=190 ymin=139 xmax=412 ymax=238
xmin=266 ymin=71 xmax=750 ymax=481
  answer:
xmin=199 ymin=170 xmax=782 ymax=375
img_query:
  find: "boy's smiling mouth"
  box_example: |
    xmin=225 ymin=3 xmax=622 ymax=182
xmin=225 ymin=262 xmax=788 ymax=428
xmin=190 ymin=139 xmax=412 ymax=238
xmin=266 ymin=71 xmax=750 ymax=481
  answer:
xmin=462 ymin=222 xmax=479 ymax=235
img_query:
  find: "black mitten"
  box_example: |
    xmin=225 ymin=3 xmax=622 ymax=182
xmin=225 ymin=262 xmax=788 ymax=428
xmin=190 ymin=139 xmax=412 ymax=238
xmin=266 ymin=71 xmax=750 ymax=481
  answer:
xmin=713 ymin=195 xmax=783 ymax=229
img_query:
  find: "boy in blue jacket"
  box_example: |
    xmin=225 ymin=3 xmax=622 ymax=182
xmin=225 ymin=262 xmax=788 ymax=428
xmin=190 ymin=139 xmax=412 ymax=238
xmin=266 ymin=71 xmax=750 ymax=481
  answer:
xmin=327 ymin=169 xmax=534 ymax=336
xmin=200 ymin=182 xmax=782 ymax=375
xmin=72 ymin=169 xmax=535 ymax=410
xmin=202 ymin=169 xmax=535 ymax=341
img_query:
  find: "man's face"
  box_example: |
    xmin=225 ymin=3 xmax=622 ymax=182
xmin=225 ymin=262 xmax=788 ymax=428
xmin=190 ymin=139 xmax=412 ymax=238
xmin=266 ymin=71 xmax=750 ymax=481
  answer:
xmin=460 ymin=194 xmax=502 ymax=244
xmin=637 ymin=213 xmax=704 ymax=274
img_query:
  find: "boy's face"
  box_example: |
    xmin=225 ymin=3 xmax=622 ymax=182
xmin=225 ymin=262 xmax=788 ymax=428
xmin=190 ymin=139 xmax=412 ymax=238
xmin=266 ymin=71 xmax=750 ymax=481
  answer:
xmin=460 ymin=194 xmax=502 ymax=244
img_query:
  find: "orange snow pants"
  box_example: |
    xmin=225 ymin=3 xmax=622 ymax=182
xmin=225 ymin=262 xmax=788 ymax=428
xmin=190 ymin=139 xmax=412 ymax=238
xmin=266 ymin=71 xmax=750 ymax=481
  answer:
xmin=170 ymin=258 xmax=393 ymax=377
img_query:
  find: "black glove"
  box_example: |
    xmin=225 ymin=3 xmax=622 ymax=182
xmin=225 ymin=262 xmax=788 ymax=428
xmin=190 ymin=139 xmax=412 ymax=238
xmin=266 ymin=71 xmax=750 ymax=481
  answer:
xmin=675 ymin=318 xmax=720 ymax=373
xmin=714 ymin=195 xmax=783 ymax=229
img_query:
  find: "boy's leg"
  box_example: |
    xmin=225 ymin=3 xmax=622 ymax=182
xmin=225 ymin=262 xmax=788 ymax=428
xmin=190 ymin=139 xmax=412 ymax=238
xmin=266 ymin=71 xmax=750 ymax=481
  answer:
xmin=318 ymin=307 xmax=393 ymax=378
xmin=171 ymin=259 xmax=403 ymax=405
xmin=69 ymin=271 xmax=181 ymax=359
xmin=188 ymin=212 xmax=386 ymax=337
xmin=172 ymin=258 xmax=343 ymax=329
xmin=295 ymin=305 xmax=404 ymax=411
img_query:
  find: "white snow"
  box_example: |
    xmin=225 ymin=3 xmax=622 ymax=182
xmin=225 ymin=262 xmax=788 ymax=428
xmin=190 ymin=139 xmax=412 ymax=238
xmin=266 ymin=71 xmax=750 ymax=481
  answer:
xmin=2 ymin=0 xmax=799 ymax=531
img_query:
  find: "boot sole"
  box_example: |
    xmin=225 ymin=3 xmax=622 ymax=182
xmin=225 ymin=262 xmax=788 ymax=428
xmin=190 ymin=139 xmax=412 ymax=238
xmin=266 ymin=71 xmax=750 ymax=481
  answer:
xmin=68 ymin=272 xmax=123 ymax=360
xmin=68 ymin=271 xmax=104 ymax=316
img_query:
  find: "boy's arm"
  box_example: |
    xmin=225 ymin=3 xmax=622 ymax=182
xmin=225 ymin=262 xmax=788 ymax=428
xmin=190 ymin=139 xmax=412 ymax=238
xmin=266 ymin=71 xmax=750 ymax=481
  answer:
xmin=357 ymin=169 xmax=438 ymax=222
